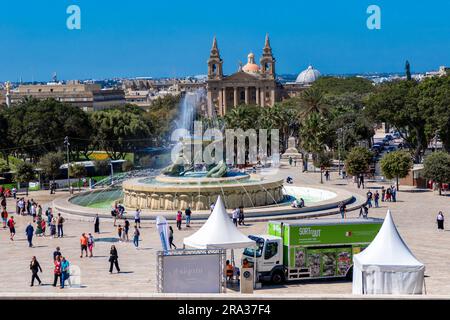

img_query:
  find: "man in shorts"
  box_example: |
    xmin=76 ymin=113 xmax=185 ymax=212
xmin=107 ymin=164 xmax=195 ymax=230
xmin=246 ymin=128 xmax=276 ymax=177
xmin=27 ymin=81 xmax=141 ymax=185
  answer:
xmin=80 ymin=233 xmax=88 ymax=258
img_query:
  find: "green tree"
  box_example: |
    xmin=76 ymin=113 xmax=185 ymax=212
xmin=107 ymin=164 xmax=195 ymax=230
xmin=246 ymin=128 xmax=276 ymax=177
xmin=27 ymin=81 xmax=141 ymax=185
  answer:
xmin=3 ymin=98 xmax=92 ymax=162
xmin=416 ymin=75 xmax=450 ymax=152
xmin=0 ymin=111 xmax=11 ymax=162
xmin=69 ymin=163 xmax=87 ymax=192
xmin=39 ymin=152 xmax=65 ymax=185
xmin=90 ymin=109 xmax=151 ymax=159
xmin=423 ymin=151 xmax=450 ymax=195
xmin=380 ymin=151 xmax=413 ymax=190
xmin=312 ymin=76 xmax=375 ymax=95
xmin=345 ymin=147 xmax=373 ymax=178
xmin=0 ymin=158 xmax=10 ymax=173
xmin=405 ymin=60 xmax=412 ymax=81
xmin=299 ymin=113 xmax=328 ymax=170
xmin=297 ymin=87 xmax=329 ymax=118
xmin=14 ymin=162 xmax=36 ymax=195
xmin=365 ymin=80 xmax=429 ymax=163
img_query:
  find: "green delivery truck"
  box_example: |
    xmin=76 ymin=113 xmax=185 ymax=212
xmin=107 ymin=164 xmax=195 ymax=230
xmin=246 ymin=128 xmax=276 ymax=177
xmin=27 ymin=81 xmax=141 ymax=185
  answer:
xmin=242 ymin=218 xmax=383 ymax=284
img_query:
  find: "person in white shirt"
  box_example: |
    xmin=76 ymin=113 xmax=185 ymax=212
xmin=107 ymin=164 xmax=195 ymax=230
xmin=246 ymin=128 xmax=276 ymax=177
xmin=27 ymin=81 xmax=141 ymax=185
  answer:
xmin=134 ymin=209 xmax=141 ymax=229
xmin=232 ymin=208 xmax=239 ymax=227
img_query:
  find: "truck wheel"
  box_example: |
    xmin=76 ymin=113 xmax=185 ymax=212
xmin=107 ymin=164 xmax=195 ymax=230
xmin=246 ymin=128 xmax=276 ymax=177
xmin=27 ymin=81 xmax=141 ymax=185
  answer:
xmin=271 ymin=271 xmax=285 ymax=285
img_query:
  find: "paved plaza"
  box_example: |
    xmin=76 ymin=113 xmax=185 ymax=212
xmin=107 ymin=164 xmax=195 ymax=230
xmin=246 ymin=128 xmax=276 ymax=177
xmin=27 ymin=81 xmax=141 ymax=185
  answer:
xmin=1 ymin=167 xmax=449 ymax=296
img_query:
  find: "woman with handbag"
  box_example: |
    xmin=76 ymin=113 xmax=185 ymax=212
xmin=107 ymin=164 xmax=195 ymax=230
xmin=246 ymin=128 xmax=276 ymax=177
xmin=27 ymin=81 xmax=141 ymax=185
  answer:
xmin=30 ymin=256 xmax=42 ymax=286
xmin=109 ymin=245 xmax=120 ymax=273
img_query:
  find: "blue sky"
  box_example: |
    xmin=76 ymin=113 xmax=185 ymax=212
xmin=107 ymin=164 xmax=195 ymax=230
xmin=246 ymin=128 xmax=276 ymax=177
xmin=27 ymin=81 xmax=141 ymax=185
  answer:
xmin=1 ymin=0 xmax=449 ymax=81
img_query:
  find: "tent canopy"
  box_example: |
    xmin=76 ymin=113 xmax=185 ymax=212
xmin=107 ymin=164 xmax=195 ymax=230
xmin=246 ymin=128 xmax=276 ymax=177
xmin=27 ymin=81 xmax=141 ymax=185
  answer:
xmin=354 ymin=210 xmax=424 ymax=272
xmin=183 ymin=196 xmax=256 ymax=249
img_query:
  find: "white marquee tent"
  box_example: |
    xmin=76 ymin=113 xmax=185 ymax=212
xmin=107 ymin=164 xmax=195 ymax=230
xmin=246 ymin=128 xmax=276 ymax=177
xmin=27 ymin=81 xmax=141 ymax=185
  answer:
xmin=352 ymin=210 xmax=425 ymax=295
xmin=183 ymin=196 xmax=256 ymax=249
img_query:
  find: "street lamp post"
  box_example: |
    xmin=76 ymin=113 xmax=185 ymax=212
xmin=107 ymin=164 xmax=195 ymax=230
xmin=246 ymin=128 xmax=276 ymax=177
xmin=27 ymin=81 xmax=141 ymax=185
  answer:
xmin=110 ymin=161 xmax=114 ymax=186
xmin=64 ymin=136 xmax=71 ymax=194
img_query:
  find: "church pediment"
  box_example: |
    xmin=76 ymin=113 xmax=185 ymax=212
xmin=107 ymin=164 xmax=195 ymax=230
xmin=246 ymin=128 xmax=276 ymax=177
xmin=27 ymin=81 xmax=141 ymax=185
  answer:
xmin=223 ymin=71 xmax=260 ymax=81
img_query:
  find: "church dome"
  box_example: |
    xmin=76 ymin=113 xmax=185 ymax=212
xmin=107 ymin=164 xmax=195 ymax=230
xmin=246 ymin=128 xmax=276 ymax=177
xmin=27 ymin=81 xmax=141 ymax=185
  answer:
xmin=242 ymin=52 xmax=260 ymax=73
xmin=295 ymin=65 xmax=321 ymax=84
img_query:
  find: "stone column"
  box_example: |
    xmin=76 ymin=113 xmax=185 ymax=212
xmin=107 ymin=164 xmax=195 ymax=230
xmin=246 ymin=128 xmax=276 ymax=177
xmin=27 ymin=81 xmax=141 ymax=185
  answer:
xmin=233 ymin=87 xmax=238 ymax=107
xmin=218 ymin=88 xmax=223 ymax=116
xmin=207 ymin=90 xmax=213 ymax=117
xmin=245 ymin=87 xmax=249 ymax=105
xmin=223 ymin=87 xmax=227 ymax=114
xmin=261 ymin=88 xmax=265 ymax=107
xmin=256 ymin=87 xmax=260 ymax=106
xmin=270 ymin=89 xmax=275 ymax=106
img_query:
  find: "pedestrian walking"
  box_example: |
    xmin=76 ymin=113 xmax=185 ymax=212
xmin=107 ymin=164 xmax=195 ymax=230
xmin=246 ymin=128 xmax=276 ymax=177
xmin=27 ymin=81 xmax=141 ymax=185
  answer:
xmin=87 ymin=233 xmax=95 ymax=257
xmin=437 ymin=211 xmax=444 ymax=231
xmin=117 ymin=225 xmax=123 ymax=242
xmin=30 ymin=256 xmax=42 ymax=286
xmin=169 ymin=226 xmax=176 ymax=249
xmin=134 ymin=208 xmax=141 ymax=228
xmin=60 ymin=257 xmax=70 ymax=289
xmin=1 ymin=208 xmax=8 ymax=228
xmin=53 ymin=247 xmax=62 ymax=261
xmin=12 ymin=187 xmax=17 ymax=199
xmin=176 ymin=210 xmax=182 ymax=230
xmin=359 ymin=204 xmax=369 ymax=219
xmin=56 ymin=213 xmax=65 ymax=238
xmin=391 ymin=185 xmax=397 ymax=202
xmin=238 ymin=206 xmax=245 ymax=226
xmin=324 ymin=170 xmax=330 ymax=181
xmin=366 ymin=190 xmax=373 ymax=208
xmin=8 ymin=216 xmax=15 ymax=240
xmin=53 ymin=255 xmax=62 ymax=287
xmin=80 ymin=233 xmax=88 ymax=258
xmin=232 ymin=208 xmax=239 ymax=226
xmin=373 ymin=190 xmax=380 ymax=208
xmin=111 ymin=207 xmax=117 ymax=227
xmin=109 ymin=245 xmax=120 ymax=273
xmin=381 ymin=186 xmax=386 ymax=202
xmin=124 ymin=218 xmax=130 ymax=241
xmin=50 ymin=218 xmax=56 ymax=238
xmin=94 ymin=214 xmax=100 ymax=233
xmin=25 ymin=222 xmax=34 ymax=247
xmin=185 ymin=207 xmax=192 ymax=227
xmin=338 ymin=202 xmax=346 ymax=219
xmin=133 ymin=226 xmax=140 ymax=248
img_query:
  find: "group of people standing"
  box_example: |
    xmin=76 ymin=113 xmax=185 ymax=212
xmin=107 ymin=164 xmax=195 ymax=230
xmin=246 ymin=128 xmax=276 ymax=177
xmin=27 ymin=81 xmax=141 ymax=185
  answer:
xmin=232 ymin=207 xmax=246 ymax=226
xmin=381 ymin=185 xmax=397 ymax=202
xmin=176 ymin=207 xmax=193 ymax=230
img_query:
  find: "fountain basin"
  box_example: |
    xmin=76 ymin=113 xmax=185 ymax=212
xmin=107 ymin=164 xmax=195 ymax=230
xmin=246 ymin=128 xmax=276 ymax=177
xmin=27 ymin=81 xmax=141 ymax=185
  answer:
xmin=122 ymin=174 xmax=284 ymax=210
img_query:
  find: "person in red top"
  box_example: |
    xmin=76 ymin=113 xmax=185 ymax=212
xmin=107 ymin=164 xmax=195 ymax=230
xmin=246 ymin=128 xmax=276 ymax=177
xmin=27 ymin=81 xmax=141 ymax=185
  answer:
xmin=176 ymin=211 xmax=182 ymax=230
xmin=80 ymin=233 xmax=88 ymax=258
xmin=53 ymin=255 xmax=62 ymax=287
xmin=7 ymin=216 xmax=15 ymax=240
xmin=1 ymin=209 xmax=8 ymax=228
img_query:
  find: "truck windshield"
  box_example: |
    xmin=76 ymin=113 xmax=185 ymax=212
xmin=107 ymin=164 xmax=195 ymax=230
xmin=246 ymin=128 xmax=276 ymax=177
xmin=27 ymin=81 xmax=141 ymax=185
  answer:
xmin=243 ymin=236 xmax=264 ymax=257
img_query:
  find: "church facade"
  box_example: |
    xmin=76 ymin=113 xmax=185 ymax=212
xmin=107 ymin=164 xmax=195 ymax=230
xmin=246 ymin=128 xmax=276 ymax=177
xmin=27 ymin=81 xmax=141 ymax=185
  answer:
xmin=206 ymin=35 xmax=281 ymax=117
xmin=206 ymin=35 xmax=320 ymax=117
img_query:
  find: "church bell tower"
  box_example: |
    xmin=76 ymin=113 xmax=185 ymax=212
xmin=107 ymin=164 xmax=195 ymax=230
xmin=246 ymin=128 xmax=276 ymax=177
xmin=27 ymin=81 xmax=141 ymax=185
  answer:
xmin=207 ymin=36 xmax=223 ymax=80
xmin=260 ymin=34 xmax=275 ymax=79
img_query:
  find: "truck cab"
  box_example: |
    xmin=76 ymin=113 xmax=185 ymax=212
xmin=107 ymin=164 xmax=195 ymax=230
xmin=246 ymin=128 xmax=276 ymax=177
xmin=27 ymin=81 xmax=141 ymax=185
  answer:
xmin=242 ymin=235 xmax=285 ymax=284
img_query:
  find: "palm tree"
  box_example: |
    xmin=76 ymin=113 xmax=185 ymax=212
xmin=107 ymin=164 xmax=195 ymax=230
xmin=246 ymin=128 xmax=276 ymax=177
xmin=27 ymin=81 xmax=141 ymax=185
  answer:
xmin=299 ymin=113 xmax=327 ymax=171
xmin=297 ymin=87 xmax=329 ymax=118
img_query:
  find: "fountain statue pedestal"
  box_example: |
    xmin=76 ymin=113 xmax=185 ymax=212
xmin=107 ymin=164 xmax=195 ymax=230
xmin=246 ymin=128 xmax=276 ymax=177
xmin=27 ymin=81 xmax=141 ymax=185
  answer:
xmin=282 ymin=136 xmax=303 ymax=161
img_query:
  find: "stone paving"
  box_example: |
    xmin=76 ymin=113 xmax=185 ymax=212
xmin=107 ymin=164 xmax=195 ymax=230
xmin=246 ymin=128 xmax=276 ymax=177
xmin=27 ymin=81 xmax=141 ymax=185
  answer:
xmin=1 ymin=167 xmax=449 ymax=296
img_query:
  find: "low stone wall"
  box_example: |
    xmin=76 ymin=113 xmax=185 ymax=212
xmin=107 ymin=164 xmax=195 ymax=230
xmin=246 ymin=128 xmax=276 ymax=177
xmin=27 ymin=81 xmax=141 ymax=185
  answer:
xmin=122 ymin=177 xmax=285 ymax=211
